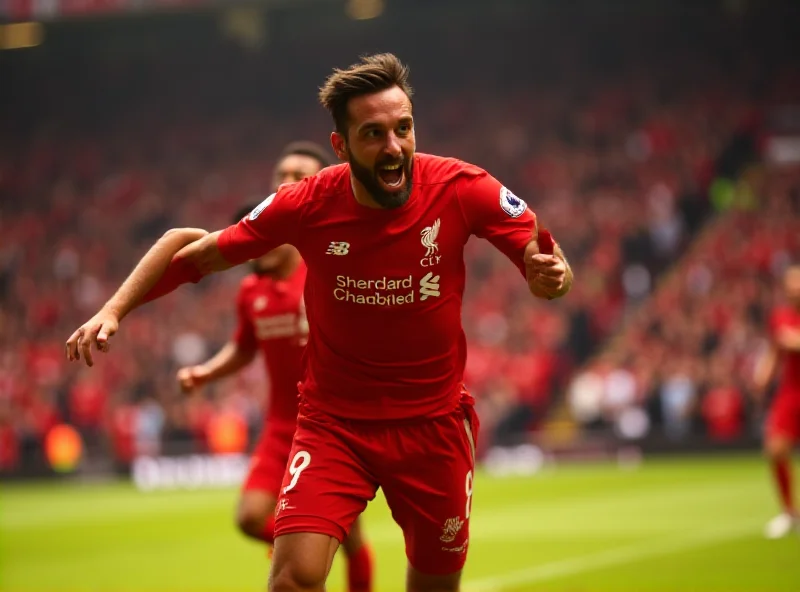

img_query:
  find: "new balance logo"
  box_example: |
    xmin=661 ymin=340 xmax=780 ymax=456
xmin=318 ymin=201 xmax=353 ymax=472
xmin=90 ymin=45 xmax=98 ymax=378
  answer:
xmin=326 ymin=242 xmax=350 ymax=256
xmin=420 ymin=272 xmax=441 ymax=300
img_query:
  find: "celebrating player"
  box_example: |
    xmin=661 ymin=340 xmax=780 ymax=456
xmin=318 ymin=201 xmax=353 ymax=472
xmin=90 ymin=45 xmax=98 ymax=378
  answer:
xmin=175 ymin=142 xmax=373 ymax=589
xmin=66 ymin=53 xmax=573 ymax=591
xmin=754 ymin=264 xmax=800 ymax=539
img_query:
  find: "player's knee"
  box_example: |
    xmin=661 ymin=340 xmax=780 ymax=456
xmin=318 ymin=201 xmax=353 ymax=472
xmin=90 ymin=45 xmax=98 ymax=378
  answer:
xmin=269 ymin=559 xmax=326 ymax=592
xmin=269 ymin=532 xmax=337 ymax=592
xmin=236 ymin=501 xmax=268 ymax=539
xmin=235 ymin=512 xmax=260 ymax=539
xmin=765 ymin=437 xmax=792 ymax=460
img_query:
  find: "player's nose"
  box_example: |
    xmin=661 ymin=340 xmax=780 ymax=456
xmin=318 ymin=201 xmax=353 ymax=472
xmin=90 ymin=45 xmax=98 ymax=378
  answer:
xmin=384 ymin=132 xmax=402 ymax=158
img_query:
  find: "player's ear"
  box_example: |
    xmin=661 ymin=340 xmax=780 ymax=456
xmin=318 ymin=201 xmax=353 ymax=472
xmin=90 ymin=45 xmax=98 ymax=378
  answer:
xmin=331 ymin=132 xmax=348 ymax=162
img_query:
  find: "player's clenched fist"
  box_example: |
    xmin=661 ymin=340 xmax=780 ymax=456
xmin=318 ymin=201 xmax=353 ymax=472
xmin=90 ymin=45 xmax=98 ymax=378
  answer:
xmin=526 ymin=254 xmax=566 ymax=299
xmin=65 ymin=309 xmax=119 ymax=367
xmin=176 ymin=365 xmax=212 ymax=393
xmin=524 ymin=228 xmax=567 ymax=300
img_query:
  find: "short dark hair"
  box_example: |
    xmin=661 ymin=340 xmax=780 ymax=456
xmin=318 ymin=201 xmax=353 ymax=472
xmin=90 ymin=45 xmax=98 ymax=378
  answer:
xmin=233 ymin=142 xmax=333 ymax=224
xmin=279 ymin=141 xmax=333 ymax=169
xmin=318 ymin=53 xmax=414 ymax=136
xmin=232 ymin=203 xmax=259 ymax=225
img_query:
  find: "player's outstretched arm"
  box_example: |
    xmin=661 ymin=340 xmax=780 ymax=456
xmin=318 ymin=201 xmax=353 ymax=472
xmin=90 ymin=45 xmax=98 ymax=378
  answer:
xmin=177 ymin=341 xmax=257 ymax=393
xmin=65 ymin=228 xmax=233 ymax=366
xmin=524 ymin=231 xmax=573 ymax=300
xmin=66 ymin=181 xmax=306 ymax=367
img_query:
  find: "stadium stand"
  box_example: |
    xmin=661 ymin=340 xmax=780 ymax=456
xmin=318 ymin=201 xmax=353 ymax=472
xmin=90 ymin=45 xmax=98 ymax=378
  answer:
xmin=1 ymin=0 xmax=798 ymax=474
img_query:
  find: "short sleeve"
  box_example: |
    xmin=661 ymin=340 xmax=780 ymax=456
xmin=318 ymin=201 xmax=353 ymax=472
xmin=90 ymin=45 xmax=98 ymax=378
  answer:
xmin=233 ymin=285 xmax=258 ymax=352
xmin=457 ymin=172 xmax=537 ymax=276
xmin=217 ymin=180 xmax=307 ymax=265
xmin=769 ymin=309 xmax=787 ymax=341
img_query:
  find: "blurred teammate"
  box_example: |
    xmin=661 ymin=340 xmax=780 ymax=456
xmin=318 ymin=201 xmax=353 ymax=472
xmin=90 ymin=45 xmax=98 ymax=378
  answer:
xmin=754 ymin=264 xmax=800 ymax=539
xmin=176 ymin=142 xmax=373 ymax=589
xmin=66 ymin=53 xmax=573 ymax=591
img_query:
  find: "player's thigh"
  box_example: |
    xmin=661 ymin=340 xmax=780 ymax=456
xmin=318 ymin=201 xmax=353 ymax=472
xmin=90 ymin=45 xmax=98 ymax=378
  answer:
xmin=275 ymin=411 xmax=379 ymax=543
xmin=243 ymin=422 xmax=296 ymax=498
xmin=382 ymin=405 xmax=478 ymax=576
xmin=270 ymin=532 xmax=339 ymax=591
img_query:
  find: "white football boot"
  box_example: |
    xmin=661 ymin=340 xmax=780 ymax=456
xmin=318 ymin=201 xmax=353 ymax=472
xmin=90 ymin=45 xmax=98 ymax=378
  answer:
xmin=764 ymin=512 xmax=799 ymax=539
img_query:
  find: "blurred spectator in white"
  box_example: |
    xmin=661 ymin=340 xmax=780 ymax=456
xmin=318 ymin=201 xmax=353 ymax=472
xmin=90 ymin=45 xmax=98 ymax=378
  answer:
xmin=659 ymin=358 xmax=699 ymax=441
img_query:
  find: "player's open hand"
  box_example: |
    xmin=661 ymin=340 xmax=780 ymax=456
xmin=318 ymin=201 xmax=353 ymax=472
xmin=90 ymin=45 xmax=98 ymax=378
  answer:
xmin=65 ymin=309 xmax=119 ymax=367
xmin=176 ymin=365 xmax=211 ymax=393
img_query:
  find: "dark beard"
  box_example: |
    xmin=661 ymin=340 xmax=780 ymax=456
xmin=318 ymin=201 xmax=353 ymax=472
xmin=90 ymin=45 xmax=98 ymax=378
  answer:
xmin=348 ymin=151 xmax=413 ymax=210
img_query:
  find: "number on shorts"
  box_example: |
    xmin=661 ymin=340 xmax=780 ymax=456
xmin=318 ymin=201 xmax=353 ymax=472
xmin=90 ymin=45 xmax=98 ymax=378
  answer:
xmin=465 ymin=469 xmax=474 ymax=519
xmin=283 ymin=450 xmax=311 ymax=494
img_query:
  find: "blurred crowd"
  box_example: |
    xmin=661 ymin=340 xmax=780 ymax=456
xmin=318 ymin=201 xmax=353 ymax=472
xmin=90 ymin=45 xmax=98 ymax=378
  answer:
xmin=567 ymin=164 xmax=800 ymax=444
xmin=1 ymin=2 xmax=798 ymax=474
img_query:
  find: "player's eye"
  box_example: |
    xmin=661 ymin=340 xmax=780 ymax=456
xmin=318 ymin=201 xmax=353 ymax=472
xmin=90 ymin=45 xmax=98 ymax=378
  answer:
xmin=365 ymin=129 xmax=382 ymax=139
xmin=397 ymin=124 xmax=412 ymax=136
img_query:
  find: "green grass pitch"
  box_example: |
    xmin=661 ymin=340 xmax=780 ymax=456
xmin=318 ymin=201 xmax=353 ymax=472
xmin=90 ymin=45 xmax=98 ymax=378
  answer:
xmin=2 ymin=454 xmax=799 ymax=591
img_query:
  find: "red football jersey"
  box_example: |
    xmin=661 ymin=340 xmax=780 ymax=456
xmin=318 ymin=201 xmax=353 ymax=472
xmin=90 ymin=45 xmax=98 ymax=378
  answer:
xmin=219 ymin=153 xmax=538 ymax=420
xmin=770 ymin=306 xmax=800 ymax=398
xmin=234 ymin=263 xmax=308 ymax=422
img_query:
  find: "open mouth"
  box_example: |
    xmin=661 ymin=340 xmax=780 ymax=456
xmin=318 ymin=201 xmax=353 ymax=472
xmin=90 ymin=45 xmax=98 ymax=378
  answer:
xmin=377 ymin=163 xmax=405 ymax=190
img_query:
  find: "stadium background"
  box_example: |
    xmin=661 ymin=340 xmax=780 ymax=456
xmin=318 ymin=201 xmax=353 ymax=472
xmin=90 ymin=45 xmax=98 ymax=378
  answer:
xmin=1 ymin=0 xmax=799 ymax=590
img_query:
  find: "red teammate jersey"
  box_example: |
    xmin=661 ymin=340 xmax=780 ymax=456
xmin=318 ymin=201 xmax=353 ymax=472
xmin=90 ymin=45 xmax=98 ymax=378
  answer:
xmin=771 ymin=306 xmax=800 ymax=398
xmin=219 ymin=153 xmax=538 ymax=420
xmin=234 ymin=264 xmax=308 ymax=422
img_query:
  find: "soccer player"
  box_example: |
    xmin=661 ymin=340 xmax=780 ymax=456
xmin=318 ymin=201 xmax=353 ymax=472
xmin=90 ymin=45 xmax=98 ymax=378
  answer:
xmin=754 ymin=264 xmax=800 ymax=539
xmin=175 ymin=142 xmax=373 ymax=590
xmin=66 ymin=53 xmax=573 ymax=591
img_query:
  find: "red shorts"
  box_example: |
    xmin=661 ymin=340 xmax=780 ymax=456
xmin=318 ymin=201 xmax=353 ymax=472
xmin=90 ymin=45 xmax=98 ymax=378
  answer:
xmin=767 ymin=393 xmax=800 ymax=441
xmin=242 ymin=419 xmax=297 ymax=496
xmin=274 ymin=398 xmax=479 ymax=576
